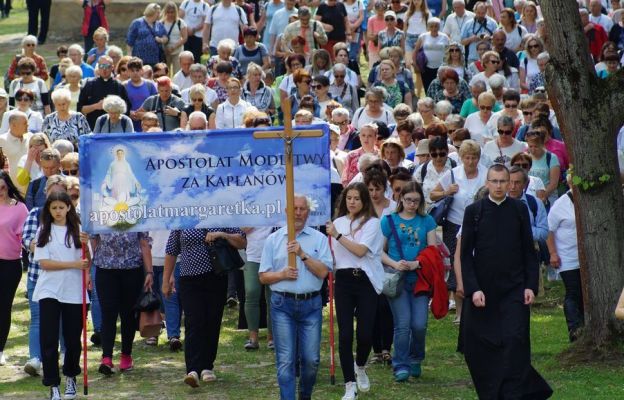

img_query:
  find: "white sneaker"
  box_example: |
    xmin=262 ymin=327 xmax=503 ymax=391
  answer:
xmin=64 ymin=376 xmax=77 ymax=400
xmin=49 ymin=386 xmax=62 ymax=400
xmin=342 ymin=381 xmax=358 ymax=400
xmin=59 ymin=352 xmax=65 ymax=367
xmin=24 ymin=357 xmax=42 ymax=376
xmin=355 ymin=365 xmax=370 ymax=392
xmin=0 ymin=352 xmax=5 ymax=366
xmin=183 ymin=371 xmax=200 ymax=388
xmin=449 ymin=299 xmax=456 ymax=310
xmin=200 ymin=369 xmax=216 ymax=382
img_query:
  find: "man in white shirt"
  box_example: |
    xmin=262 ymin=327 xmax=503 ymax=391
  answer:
xmin=443 ymin=0 xmax=474 ymax=44
xmin=179 ymin=64 xmax=219 ymax=108
xmin=0 ymin=111 xmax=32 ymax=195
xmin=202 ymin=0 xmax=248 ymax=55
xmin=179 ymin=0 xmax=211 ymax=62
xmin=172 ymin=51 xmax=195 ymax=91
xmin=589 ymin=0 xmax=614 ymax=33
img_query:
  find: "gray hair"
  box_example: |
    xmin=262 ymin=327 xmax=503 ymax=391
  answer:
xmin=333 ymin=63 xmax=347 ymax=73
xmin=452 ymin=0 xmax=465 ymax=6
xmin=22 ymin=35 xmax=37 ymax=47
xmin=188 ymin=111 xmax=207 ymax=130
xmin=579 ymin=8 xmax=589 ymax=16
xmin=366 ymin=87 xmax=387 ymax=102
xmin=498 ymin=115 xmax=515 ymax=128
xmin=245 ymin=62 xmax=265 ymax=80
xmin=68 ymin=43 xmax=85 ymax=56
xmin=357 ymin=153 xmax=380 ymax=171
xmin=188 ymin=83 xmax=206 ymax=99
xmin=445 ymin=114 xmax=464 ymax=128
xmin=51 ymin=88 xmax=72 ymax=104
xmin=407 ymin=112 xmax=424 ymax=128
xmin=217 ymin=38 xmax=236 ymax=53
xmin=471 ymin=80 xmax=487 ymax=91
xmin=102 ymin=95 xmax=127 ymax=114
xmin=434 ymin=100 xmax=453 ymax=116
xmin=45 ymin=174 xmax=68 ymax=194
xmin=293 ymin=193 xmax=312 ymax=210
xmin=331 ymin=107 xmax=350 ymax=120
xmin=189 ymin=63 xmax=207 ymax=76
xmin=106 ymin=45 xmax=123 ymax=58
xmin=417 ymin=97 xmax=435 ymax=110
xmin=509 ymin=165 xmax=529 ymax=184
xmin=65 ymin=65 xmax=83 ymax=78
xmin=488 ymin=73 xmax=506 ymax=89
xmin=537 ymin=51 xmax=550 ymax=63
xmin=52 ymin=139 xmax=75 ymax=158
xmin=179 ymin=50 xmax=195 ymax=61
xmin=8 ymin=110 xmax=28 ymax=124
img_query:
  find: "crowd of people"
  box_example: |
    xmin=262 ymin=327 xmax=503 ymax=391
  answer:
xmin=1 ymin=0 xmax=624 ymax=399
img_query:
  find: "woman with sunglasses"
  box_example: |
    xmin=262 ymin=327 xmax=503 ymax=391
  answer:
xmin=7 ymin=35 xmax=49 ymax=82
xmin=61 ymin=153 xmax=79 ymax=180
xmin=510 ymin=152 xmax=546 ymax=200
xmin=289 ymin=69 xmax=320 ymax=117
xmin=463 ymin=92 xmax=496 ymax=146
xmin=441 ymin=42 xmax=466 ymax=81
xmin=42 ymin=89 xmax=91 ymax=147
xmin=519 ymin=35 xmax=544 ymax=93
xmin=482 ymin=115 xmax=527 ymax=167
xmin=377 ymin=11 xmax=405 ymax=54
xmin=381 ymin=181 xmax=437 ymax=382
xmin=469 ymin=51 xmax=504 ymax=90
xmin=0 ymin=89 xmax=44 ymax=134
xmin=8 ymin=57 xmax=51 ymax=117
xmin=415 ymin=136 xmax=454 ymax=209
xmin=180 ymin=84 xmax=216 ymax=130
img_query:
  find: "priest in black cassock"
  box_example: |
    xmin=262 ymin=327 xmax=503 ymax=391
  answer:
xmin=460 ymin=164 xmax=553 ymax=400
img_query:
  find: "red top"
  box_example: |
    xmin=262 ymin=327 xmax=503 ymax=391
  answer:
xmin=8 ymin=53 xmax=49 ymax=82
xmin=415 ymin=245 xmax=449 ymax=320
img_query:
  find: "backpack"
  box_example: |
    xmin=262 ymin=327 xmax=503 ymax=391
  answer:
xmin=208 ymin=3 xmax=245 ymax=37
xmin=96 ymin=114 xmax=128 ymax=133
xmin=420 ymin=159 xmax=457 ymax=183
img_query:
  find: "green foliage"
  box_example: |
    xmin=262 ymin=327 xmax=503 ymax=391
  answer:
xmin=568 ymin=164 xmax=612 ymax=192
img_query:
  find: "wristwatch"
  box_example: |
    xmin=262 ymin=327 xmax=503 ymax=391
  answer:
xmin=300 ymin=253 xmax=309 ymax=262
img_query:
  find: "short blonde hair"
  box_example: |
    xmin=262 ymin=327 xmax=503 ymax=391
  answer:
xmin=458 ymin=139 xmax=481 ymax=158
xmin=93 ymin=27 xmax=109 ymax=41
xmin=65 ymin=176 xmax=80 ymax=192
xmin=246 ymin=62 xmax=265 ymax=80
xmin=477 ymin=92 xmax=496 ymax=107
xmin=65 ymin=65 xmax=83 ymax=78
xmin=144 ymin=3 xmax=162 ymax=18
xmin=61 ymin=152 xmax=79 ymax=170
xmin=188 ymin=83 xmax=206 ymax=99
xmin=29 ymin=133 xmax=51 ymax=149
xmin=44 ymin=175 xmax=68 ymax=194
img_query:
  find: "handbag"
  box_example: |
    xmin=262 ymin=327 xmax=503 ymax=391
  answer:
xmin=210 ymin=238 xmax=245 ymax=276
xmin=414 ymin=47 xmax=428 ymax=73
xmin=429 ymin=169 xmax=455 ymax=225
xmin=382 ymin=214 xmax=405 ymax=298
xmin=144 ymin=19 xmax=167 ymax=63
xmin=139 ymin=309 xmax=163 ymax=338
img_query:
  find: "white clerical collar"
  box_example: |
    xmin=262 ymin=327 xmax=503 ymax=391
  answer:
xmin=488 ymin=195 xmax=507 ymax=205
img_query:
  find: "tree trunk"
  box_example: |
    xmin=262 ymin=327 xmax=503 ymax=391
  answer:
xmin=541 ymin=0 xmax=624 ymax=351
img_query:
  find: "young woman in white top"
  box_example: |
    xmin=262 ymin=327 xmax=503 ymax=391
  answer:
xmin=33 ymin=191 xmax=90 ymax=400
xmin=215 ymin=78 xmax=252 ymax=128
xmin=404 ymin=0 xmax=430 ymax=57
xmin=326 ymin=182 xmax=384 ymax=400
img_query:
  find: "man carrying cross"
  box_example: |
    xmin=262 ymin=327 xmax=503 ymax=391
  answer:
xmin=259 ymin=194 xmax=333 ymax=400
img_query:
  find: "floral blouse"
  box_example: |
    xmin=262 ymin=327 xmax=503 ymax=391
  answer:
xmin=41 ymin=112 xmax=91 ymax=147
xmin=91 ymin=232 xmax=152 ymax=269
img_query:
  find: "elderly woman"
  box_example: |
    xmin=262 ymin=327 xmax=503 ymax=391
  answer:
xmin=289 ymin=69 xmax=319 ymax=117
xmin=15 ymin=133 xmax=50 ymax=189
xmin=57 ymin=66 xmax=83 ymax=113
xmin=241 ymin=63 xmax=275 ymax=116
xmin=127 ymin=3 xmax=168 ymax=67
xmin=342 ymin=123 xmax=379 ymax=186
xmin=373 ymin=60 xmax=412 ymax=109
xmin=431 ymin=139 xmax=487 ymax=311
xmin=434 ymin=100 xmax=453 ymax=123
xmin=377 ymin=10 xmax=405 ymax=52
xmin=234 ymin=28 xmax=270 ymax=76
xmin=526 ymin=130 xmax=560 ymax=206
xmin=328 ymin=63 xmax=360 ymax=114
xmin=464 ymin=92 xmax=496 ymax=146
xmin=107 ymin=46 xmax=124 ymax=72
xmin=42 ymin=89 xmax=91 ymax=146
xmin=415 ymin=134 xmax=456 ymax=208
xmin=352 ymin=88 xmax=396 ymax=130
xmin=93 ymin=95 xmax=135 ymax=133
xmin=215 ymin=78 xmax=252 ymax=129
xmin=8 ymin=57 xmax=50 ymax=117
xmin=519 ymin=34 xmax=544 ymax=93
xmin=381 ymin=138 xmax=413 ymax=172
xmin=140 ymin=76 xmax=186 ymax=132
xmin=7 ymin=35 xmax=49 ymax=82
xmin=61 ymin=152 xmax=80 ymax=178
xmin=414 ymin=17 xmax=450 ymax=92
xmin=180 ymin=84 xmax=216 ymax=129
xmin=416 ymin=97 xmax=440 ymax=128
xmin=470 ymin=51 xmax=504 ymax=90
xmin=465 ymin=40 xmax=491 ymax=82
xmin=433 ymin=68 xmax=467 ymax=114
xmin=482 ymin=115 xmax=528 ymax=167
xmin=441 ymin=42 xmax=466 ymax=81
xmin=207 ymin=39 xmax=241 ymax=79
xmin=91 ymin=232 xmax=154 ymax=375
xmin=0 ymin=89 xmax=44 ymax=134
xmin=162 ymin=228 xmax=246 ymax=386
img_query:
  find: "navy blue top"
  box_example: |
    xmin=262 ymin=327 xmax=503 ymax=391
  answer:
xmin=127 ymin=17 xmax=167 ymax=66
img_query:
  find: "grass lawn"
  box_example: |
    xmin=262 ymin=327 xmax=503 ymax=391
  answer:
xmin=1 ymin=275 xmax=623 ymax=400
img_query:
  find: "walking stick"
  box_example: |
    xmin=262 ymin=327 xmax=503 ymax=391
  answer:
xmin=327 ymin=235 xmax=336 ymax=385
xmin=81 ymin=244 xmax=89 ymax=395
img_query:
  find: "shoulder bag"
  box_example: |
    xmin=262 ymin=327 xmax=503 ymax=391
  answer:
xmin=382 ymin=214 xmax=406 ymax=298
xmin=210 ymin=237 xmax=245 ymax=276
xmin=429 ymin=168 xmax=455 ymax=225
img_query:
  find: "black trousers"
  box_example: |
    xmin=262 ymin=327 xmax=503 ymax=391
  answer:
xmin=39 ymin=298 xmax=82 ymax=386
xmin=334 ymin=269 xmax=377 ymax=383
xmin=179 ymin=271 xmax=227 ymax=373
xmin=184 ymin=36 xmax=203 ymax=66
xmin=421 ymin=66 xmax=439 ymax=94
xmin=372 ymin=294 xmax=393 ymax=353
xmin=0 ymin=259 xmax=21 ymax=351
xmin=26 ymin=0 xmax=51 ymax=44
xmin=442 ymin=220 xmax=461 ymax=292
xmin=96 ymin=267 xmax=143 ymax=358
xmin=559 ymin=269 xmax=584 ymax=338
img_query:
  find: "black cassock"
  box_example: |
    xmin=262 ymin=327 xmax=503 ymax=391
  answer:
xmin=460 ymin=197 xmax=553 ymax=400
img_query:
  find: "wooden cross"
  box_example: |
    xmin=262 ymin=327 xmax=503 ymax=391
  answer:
xmin=253 ymin=98 xmax=324 ymax=268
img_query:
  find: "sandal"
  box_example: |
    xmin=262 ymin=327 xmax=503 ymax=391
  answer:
xmin=244 ymin=339 xmax=259 ymax=350
xmin=382 ymin=351 xmax=392 ymax=366
xmin=145 ymin=337 xmax=158 ymax=346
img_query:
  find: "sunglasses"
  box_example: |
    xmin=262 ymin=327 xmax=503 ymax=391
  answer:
xmin=191 ymin=98 xmax=204 ymax=102
xmin=310 ymin=84 xmax=320 ymax=89
xmin=20 ymin=71 xmax=33 ymax=76
xmin=334 ymin=74 xmax=345 ymax=78
xmin=523 ymin=111 xmax=533 ymax=116
xmin=489 ymin=59 xmax=500 ymax=64
xmin=430 ymin=151 xmax=447 ymax=158
xmin=16 ymin=96 xmax=32 ymax=102
xmin=449 ymin=48 xmax=461 ymax=53
xmin=479 ymin=105 xmax=493 ymax=111
xmin=534 ymin=88 xmax=546 ymax=94
xmin=513 ymin=163 xmax=530 ymax=169
xmin=65 ymin=169 xmax=79 ymax=176
xmin=498 ymin=129 xmax=513 ymax=136
xmin=385 ymin=17 xmax=396 ymax=21
xmin=528 ymin=44 xmax=540 ymax=49
xmin=504 ymin=103 xmax=518 ymax=108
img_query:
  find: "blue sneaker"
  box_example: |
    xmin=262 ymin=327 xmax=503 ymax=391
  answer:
xmin=410 ymin=363 xmax=422 ymax=378
xmin=394 ymin=370 xmax=409 ymax=382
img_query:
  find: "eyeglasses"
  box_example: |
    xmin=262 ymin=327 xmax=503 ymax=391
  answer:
xmin=334 ymin=74 xmax=345 ymax=78
xmin=498 ymin=129 xmax=513 ymax=136
xmin=528 ymin=44 xmax=540 ymax=49
xmin=291 ymin=63 xmax=303 ymax=69
xmin=333 ymin=120 xmax=349 ymax=126
xmin=16 ymin=96 xmax=32 ymax=102
xmin=430 ymin=151 xmax=447 ymax=158
xmin=99 ymin=64 xmax=113 ymax=69
xmin=504 ymin=103 xmax=518 ymax=108
xmin=385 ymin=17 xmax=396 ymax=21
xmin=487 ymin=179 xmax=509 ymax=185
xmin=513 ymin=163 xmax=530 ymax=169
xmin=402 ymin=197 xmax=421 ymax=204
xmin=25 ymin=43 xmax=35 ymax=47
xmin=310 ymin=84 xmax=320 ymax=89
xmin=65 ymin=169 xmax=79 ymax=176
xmin=191 ymin=97 xmax=204 ymax=102
xmin=489 ymin=59 xmax=500 ymax=64
xmin=479 ymin=105 xmax=493 ymax=111
xmin=449 ymin=48 xmax=461 ymax=53
xmin=20 ymin=71 xmax=33 ymax=76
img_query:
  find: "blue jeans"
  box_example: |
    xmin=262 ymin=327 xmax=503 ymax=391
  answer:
xmin=405 ymin=33 xmax=420 ymax=55
xmin=152 ymin=264 xmax=182 ymax=338
xmin=388 ymin=280 xmax=429 ymax=373
xmin=271 ymin=292 xmax=322 ymax=400
xmin=90 ymin=264 xmax=102 ymax=332
xmin=348 ymin=31 xmax=362 ymax=61
xmin=28 ymin=278 xmax=65 ymax=360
